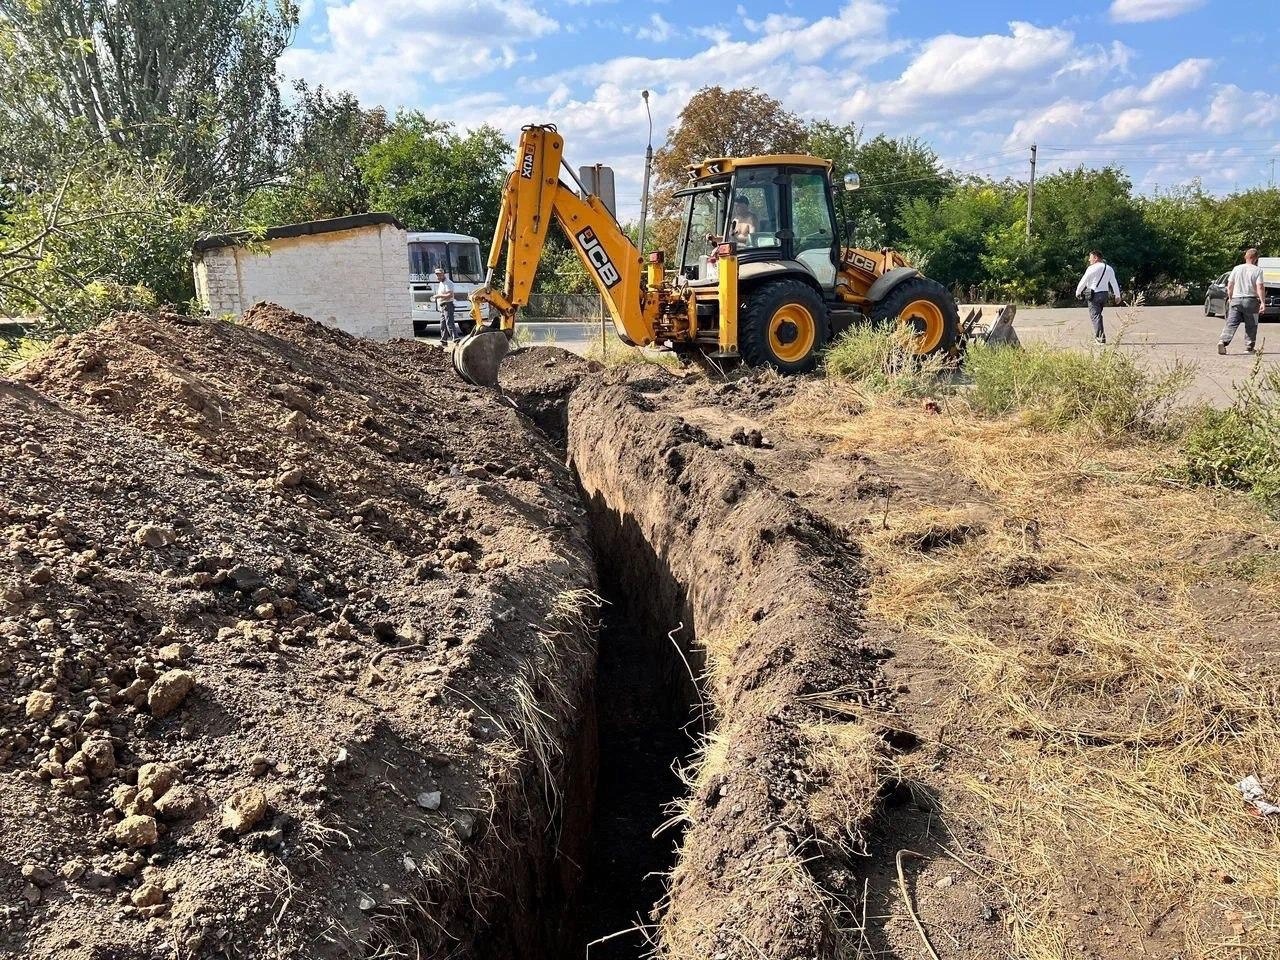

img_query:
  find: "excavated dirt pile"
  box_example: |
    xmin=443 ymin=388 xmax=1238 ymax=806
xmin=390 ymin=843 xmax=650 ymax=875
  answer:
xmin=0 ymin=307 xmax=598 ymax=959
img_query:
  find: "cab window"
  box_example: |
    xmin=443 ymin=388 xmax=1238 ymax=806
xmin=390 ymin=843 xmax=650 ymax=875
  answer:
xmin=729 ymin=167 xmax=780 ymax=249
xmin=678 ymin=187 xmax=728 ymax=276
xmin=791 ymin=172 xmax=836 ymax=255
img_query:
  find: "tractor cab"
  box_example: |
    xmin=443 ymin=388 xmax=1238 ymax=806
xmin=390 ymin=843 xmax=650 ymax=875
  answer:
xmin=674 ymin=156 xmax=840 ymax=290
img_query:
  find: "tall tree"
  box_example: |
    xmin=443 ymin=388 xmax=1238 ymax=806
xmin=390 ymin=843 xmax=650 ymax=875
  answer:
xmin=245 ymin=83 xmax=390 ymax=226
xmin=0 ymin=0 xmax=297 ymax=200
xmin=358 ymin=113 xmax=511 ymax=237
xmin=653 ymin=86 xmax=805 ymax=218
xmin=1218 ymin=187 xmax=1280 ymax=258
xmin=849 ymin=135 xmax=951 ymax=248
xmin=1031 ymin=166 xmax=1153 ymax=295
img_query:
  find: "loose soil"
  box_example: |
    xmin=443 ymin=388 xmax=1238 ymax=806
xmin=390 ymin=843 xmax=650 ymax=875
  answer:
xmin=7 ymin=318 xmax=1278 ymax=960
xmin=1 ymin=308 xmax=598 ymax=959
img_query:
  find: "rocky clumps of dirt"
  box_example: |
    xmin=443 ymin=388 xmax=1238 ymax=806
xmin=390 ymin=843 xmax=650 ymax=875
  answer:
xmin=1 ymin=306 xmax=596 ymax=959
xmin=566 ymin=370 xmax=904 ymax=960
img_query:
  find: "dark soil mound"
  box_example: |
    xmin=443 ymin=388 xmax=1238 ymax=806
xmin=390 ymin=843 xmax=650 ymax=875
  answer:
xmin=1 ymin=306 xmax=596 ymax=959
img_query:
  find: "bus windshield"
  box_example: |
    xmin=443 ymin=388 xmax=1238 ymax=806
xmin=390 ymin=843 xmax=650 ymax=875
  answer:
xmin=409 ymin=242 xmax=447 ymax=282
xmin=409 ymin=240 xmax=484 ymax=283
xmin=449 ymin=242 xmax=484 ymax=282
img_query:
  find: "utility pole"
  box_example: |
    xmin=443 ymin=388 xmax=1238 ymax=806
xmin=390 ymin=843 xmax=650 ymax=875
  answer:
xmin=1270 ymin=157 xmax=1275 ymax=189
xmin=1026 ymin=143 xmax=1037 ymax=239
xmin=637 ymin=90 xmax=654 ymax=256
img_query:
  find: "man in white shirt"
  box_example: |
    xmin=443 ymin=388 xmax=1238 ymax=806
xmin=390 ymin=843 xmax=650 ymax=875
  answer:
xmin=432 ymin=268 xmax=461 ymax=344
xmin=1217 ymin=248 xmax=1265 ymax=355
xmin=1074 ymin=250 xmax=1121 ymax=345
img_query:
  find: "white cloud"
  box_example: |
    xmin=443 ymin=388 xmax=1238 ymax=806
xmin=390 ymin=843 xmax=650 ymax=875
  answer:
xmin=891 ymin=22 xmax=1074 ymax=103
xmin=1109 ymin=0 xmax=1206 ymax=23
xmin=284 ymin=0 xmax=1280 ymax=208
xmin=1098 ymin=106 xmax=1199 ymax=141
xmin=738 ymin=6 xmax=806 ymax=35
xmin=1205 ymin=84 xmax=1280 ymax=133
xmin=635 ymin=13 xmax=676 ymax=42
xmin=281 ymin=0 xmax=558 ymax=106
xmin=1137 ymin=57 xmax=1212 ymax=101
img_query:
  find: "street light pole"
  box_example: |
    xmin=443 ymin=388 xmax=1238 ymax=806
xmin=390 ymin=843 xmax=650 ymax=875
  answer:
xmin=637 ymin=90 xmax=654 ymax=257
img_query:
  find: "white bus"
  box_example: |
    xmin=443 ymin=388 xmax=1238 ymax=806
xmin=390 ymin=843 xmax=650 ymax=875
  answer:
xmin=408 ymin=231 xmax=488 ymax=339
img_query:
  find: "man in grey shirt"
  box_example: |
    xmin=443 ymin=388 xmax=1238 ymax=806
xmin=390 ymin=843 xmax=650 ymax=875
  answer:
xmin=1218 ymin=248 xmax=1265 ymax=354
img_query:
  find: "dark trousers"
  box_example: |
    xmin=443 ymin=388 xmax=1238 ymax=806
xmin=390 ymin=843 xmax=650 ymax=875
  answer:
xmin=1220 ymin=298 xmax=1259 ymax=349
xmin=440 ymin=304 xmax=462 ymax=342
xmin=1088 ymin=290 xmax=1109 ymax=339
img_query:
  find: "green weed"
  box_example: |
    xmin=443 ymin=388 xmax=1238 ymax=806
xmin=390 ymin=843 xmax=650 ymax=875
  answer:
xmin=964 ymin=339 xmax=1191 ymax=438
xmin=823 ymin=323 xmax=948 ymax=398
xmin=1180 ymin=363 xmax=1280 ymax=508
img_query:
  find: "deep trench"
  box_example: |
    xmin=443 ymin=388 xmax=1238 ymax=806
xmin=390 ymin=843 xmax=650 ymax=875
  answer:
xmin=562 ymin=572 xmax=702 ymax=958
xmin=507 ymin=393 xmax=708 ymax=958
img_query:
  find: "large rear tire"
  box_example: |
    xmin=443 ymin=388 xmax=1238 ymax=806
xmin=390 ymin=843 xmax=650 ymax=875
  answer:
xmin=870 ymin=276 xmax=960 ymax=355
xmin=738 ymin=279 xmax=829 ymax=373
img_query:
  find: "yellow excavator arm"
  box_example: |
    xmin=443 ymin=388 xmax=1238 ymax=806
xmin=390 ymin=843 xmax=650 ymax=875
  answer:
xmin=458 ymin=126 xmax=659 ymax=386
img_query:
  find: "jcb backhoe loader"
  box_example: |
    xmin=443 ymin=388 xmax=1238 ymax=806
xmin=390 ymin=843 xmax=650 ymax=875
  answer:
xmin=454 ymin=124 xmax=959 ymax=387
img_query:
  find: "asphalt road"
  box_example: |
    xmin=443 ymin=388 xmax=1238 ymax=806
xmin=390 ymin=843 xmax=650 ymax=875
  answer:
xmin=513 ymin=306 xmax=1275 ymax=407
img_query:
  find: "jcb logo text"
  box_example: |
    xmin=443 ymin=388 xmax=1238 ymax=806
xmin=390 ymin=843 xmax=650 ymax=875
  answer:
xmin=576 ymin=227 xmax=621 ymax=288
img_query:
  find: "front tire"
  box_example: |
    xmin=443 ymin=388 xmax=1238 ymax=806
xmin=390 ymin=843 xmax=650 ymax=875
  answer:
xmin=738 ymin=279 xmax=829 ymax=373
xmin=870 ymin=276 xmax=960 ymax=355
xmin=1204 ymin=298 xmax=1214 ymax=317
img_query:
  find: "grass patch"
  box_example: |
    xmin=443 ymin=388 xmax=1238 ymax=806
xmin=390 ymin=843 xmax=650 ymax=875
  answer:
xmin=824 ymin=322 xmax=1192 ymax=440
xmin=964 ymin=339 xmax=1192 ymax=438
xmin=781 ymin=389 xmax=1280 ymax=958
xmin=1181 ymin=364 xmax=1280 ymax=508
xmin=824 ymin=323 xmax=947 ymax=397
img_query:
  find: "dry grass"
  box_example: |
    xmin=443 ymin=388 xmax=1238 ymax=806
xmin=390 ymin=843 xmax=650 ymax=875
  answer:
xmin=581 ymin=339 xmax=685 ymax=371
xmin=782 ymin=383 xmax=1280 ymax=957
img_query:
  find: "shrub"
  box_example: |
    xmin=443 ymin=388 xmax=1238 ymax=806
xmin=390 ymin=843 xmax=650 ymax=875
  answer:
xmin=963 ymin=340 xmax=1190 ymax=438
xmin=824 ymin=323 xmax=948 ymax=397
xmin=1180 ymin=366 xmax=1280 ymax=507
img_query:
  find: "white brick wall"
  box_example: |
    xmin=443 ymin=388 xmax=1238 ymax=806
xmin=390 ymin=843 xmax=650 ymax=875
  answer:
xmin=192 ymin=223 xmax=413 ymax=341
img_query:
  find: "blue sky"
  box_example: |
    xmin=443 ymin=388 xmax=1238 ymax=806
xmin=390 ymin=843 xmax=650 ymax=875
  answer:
xmin=282 ymin=0 xmax=1280 ymax=221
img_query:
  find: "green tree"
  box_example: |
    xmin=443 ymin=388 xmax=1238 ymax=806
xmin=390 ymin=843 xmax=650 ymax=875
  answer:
xmin=245 ymin=83 xmax=390 ymax=226
xmin=653 ymin=86 xmax=805 ymax=217
xmin=358 ymin=113 xmax=511 ymax=237
xmin=1029 ymin=166 xmax=1153 ymax=297
xmin=1140 ymin=184 xmax=1242 ymax=288
xmin=1218 ymin=187 xmax=1280 ymax=258
xmin=0 ymin=0 xmax=297 ymax=200
xmin=900 ymin=181 xmax=1022 ymax=290
xmin=0 ymin=145 xmax=206 ymax=332
xmin=851 ymin=135 xmax=952 ymax=248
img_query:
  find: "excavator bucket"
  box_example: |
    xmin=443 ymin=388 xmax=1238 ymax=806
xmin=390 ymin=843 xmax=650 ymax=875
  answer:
xmin=452 ymin=329 xmax=511 ymax=388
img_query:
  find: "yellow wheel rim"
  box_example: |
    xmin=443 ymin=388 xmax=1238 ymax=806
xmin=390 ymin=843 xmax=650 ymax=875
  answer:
xmin=768 ymin=303 xmax=816 ymax=364
xmin=898 ymin=299 xmax=946 ymax=354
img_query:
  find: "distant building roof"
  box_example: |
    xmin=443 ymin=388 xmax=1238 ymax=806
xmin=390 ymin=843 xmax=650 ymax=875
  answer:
xmin=193 ymin=213 xmax=406 ymax=253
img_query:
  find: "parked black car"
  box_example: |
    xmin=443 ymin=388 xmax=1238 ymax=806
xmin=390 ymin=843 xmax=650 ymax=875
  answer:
xmin=1205 ymin=270 xmax=1280 ymax=319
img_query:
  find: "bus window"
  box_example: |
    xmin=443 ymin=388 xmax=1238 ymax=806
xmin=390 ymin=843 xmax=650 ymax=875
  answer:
xmin=449 ymin=243 xmax=484 ymax=283
xmin=409 ymin=242 xmax=448 ymax=281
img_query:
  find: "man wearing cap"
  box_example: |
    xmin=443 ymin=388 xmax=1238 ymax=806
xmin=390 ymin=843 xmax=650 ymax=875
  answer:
xmin=432 ymin=268 xmax=461 ymax=345
xmin=1218 ymin=248 xmax=1265 ymax=355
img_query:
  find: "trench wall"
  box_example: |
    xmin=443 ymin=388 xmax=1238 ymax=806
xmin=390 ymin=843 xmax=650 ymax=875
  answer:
xmin=566 ymin=376 xmax=883 ymax=959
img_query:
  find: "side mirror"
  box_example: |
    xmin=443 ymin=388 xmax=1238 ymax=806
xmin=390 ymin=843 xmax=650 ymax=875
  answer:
xmin=843 ymin=172 xmax=861 ymax=192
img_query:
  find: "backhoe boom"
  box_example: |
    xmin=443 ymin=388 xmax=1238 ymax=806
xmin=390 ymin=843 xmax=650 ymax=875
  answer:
xmin=469 ymin=126 xmax=657 ymax=349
